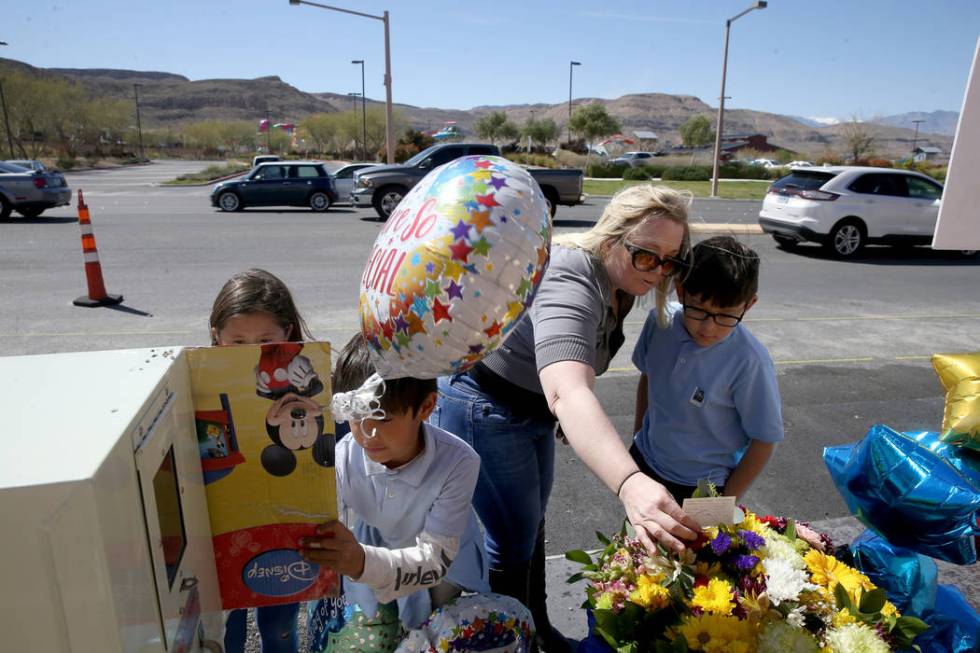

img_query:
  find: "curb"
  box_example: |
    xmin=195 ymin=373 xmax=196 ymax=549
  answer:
xmin=691 ymin=223 xmax=763 ymax=234
xmin=159 ymin=171 xmax=249 ymax=187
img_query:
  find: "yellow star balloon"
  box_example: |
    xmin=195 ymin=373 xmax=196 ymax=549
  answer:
xmin=932 ymin=351 xmax=980 ymax=452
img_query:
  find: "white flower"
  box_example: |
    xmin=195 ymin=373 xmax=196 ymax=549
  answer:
xmin=764 ymin=533 xmax=806 ymax=569
xmin=757 ymin=621 xmax=819 ymax=653
xmin=786 ymin=606 xmax=806 ymax=628
xmin=824 ymin=623 xmax=890 ymax=653
xmin=764 ymin=557 xmax=819 ymax=606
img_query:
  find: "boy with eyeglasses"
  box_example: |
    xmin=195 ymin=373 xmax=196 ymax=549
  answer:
xmin=630 ymin=235 xmax=783 ymax=502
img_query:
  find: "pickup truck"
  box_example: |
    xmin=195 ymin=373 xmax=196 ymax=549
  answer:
xmin=350 ymin=143 xmax=584 ymax=219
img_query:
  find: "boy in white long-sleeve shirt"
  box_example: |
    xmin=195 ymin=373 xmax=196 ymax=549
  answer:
xmin=301 ymin=333 xmax=490 ymax=651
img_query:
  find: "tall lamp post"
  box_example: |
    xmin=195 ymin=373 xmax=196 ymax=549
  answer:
xmin=348 ymin=92 xmax=364 ymax=158
xmin=911 ymin=118 xmax=925 ymax=160
xmin=0 ymin=41 xmax=14 ymax=158
xmin=710 ymin=1 xmax=766 ymax=197
xmin=567 ymin=60 xmax=581 ymax=147
xmin=289 ymin=0 xmax=394 ymax=164
xmin=133 ymin=83 xmax=145 ymax=161
xmin=351 ymin=59 xmax=367 ymax=161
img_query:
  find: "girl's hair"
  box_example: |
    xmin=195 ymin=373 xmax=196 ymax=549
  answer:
xmin=333 ymin=332 xmax=436 ymax=417
xmin=209 ymin=269 xmax=311 ymax=344
xmin=555 ymin=184 xmax=692 ymax=328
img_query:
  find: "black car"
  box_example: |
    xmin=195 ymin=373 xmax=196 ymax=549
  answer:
xmin=210 ymin=161 xmax=337 ymax=212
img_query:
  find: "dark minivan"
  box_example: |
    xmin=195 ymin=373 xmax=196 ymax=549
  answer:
xmin=211 ymin=161 xmax=337 ymax=212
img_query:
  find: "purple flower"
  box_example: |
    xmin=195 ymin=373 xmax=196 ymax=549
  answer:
xmin=710 ymin=532 xmax=732 ymax=555
xmin=740 ymin=530 xmax=765 ymax=550
xmin=733 ymin=554 xmax=759 ymax=570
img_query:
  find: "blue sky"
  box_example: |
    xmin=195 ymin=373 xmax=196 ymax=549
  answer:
xmin=4 ymin=1 xmax=978 ymax=121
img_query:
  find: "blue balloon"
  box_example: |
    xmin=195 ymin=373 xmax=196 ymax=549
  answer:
xmin=910 ymin=585 xmax=980 ymax=653
xmin=824 ymin=424 xmax=980 ymax=565
xmin=850 ymin=530 xmax=938 ymax=617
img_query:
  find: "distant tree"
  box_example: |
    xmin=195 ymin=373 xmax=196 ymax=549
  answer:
xmin=522 ymin=117 xmax=560 ymax=150
xmin=679 ymin=115 xmax=714 ymax=149
xmin=842 ymin=118 xmax=875 ymax=163
xmin=394 ymin=128 xmax=436 ymax=163
xmin=300 ymin=113 xmax=339 ymax=155
xmin=569 ymin=103 xmax=620 ymax=171
xmin=475 ymin=110 xmax=518 ymax=146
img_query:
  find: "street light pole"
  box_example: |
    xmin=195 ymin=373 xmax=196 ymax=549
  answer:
xmin=0 ymin=41 xmax=14 ymax=158
xmin=133 ymin=83 xmax=145 ymax=161
xmin=911 ymin=119 xmax=925 ymax=160
xmin=567 ymin=61 xmax=581 ymax=147
xmin=289 ymin=0 xmax=394 ymax=164
xmin=352 ymin=59 xmax=367 ymax=161
xmin=348 ymin=92 xmax=363 ymax=158
xmin=710 ymin=1 xmax=766 ymax=197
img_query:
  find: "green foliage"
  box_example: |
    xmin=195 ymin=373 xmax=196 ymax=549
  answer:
xmin=504 ymin=152 xmax=557 ymax=168
xmin=475 ymin=110 xmax=519 ymax=146
xmin=522 ymin=117 xmax=560 ymax=147
xmin=587 ymin=161 xmax=629 ymax=178
xmin=678 ymin=115 xmax=714 ymax=149
xmin=718 ymin=161 xmax=773 ymax=180
xmin=623 ymin=166 xmax=655 ymax=181
xmin=569 ymin=103 xmax=620 ymax=144
xmin=662 ymin=166 xmax=711 ymax=181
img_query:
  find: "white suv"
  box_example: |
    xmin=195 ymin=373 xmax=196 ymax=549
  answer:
xmin=758 ymin=166 xmax=952 ymax=258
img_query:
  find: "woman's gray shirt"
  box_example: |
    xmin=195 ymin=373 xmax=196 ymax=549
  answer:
xmin=480 ymin=245 xmax=632 ymax=394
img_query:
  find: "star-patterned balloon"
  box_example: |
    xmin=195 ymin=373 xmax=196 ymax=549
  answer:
xmin=359 ymin=155 xmax=551 ymax=379
xmin=932 ymin=351 xmax=980 ymax=452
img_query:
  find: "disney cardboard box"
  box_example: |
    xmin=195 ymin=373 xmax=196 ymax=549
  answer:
xmin=188 ymin=342 xmax=339 ymax=609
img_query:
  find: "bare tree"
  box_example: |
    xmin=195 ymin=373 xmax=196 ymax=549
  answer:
xmin=841 ymin=118 xmax=875 ymax=163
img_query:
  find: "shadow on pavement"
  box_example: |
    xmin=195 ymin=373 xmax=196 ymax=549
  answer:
xmin=554 ymin=218 xmax=597 ymax=228
xmin=1 ymin=216 xmax=78 ymax=224
xmin=106 ymin=304 xmax=154 ymax=317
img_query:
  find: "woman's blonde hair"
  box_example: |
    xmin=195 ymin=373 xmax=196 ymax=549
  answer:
xmin=555 ymin=184 xmax=692 ymax=327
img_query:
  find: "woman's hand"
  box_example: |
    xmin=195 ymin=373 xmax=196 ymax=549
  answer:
xmin=619 ymin=473 xmax=701 ymax=554
xmin=299 ymin=520 xmax=365 ymax=579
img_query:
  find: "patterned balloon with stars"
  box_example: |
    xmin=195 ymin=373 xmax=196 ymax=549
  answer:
xmin=358 ymin=155 xmax=551 ymax=379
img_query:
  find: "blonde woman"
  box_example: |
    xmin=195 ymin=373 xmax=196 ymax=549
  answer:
xmin=432 ymin=185 xmax=701 ymax=652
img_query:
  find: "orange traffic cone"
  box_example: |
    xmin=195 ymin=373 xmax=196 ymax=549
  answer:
xmin=73 ymin=189 xmax=123 ymax=307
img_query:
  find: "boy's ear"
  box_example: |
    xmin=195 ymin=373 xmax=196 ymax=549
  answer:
xmin=415 ymin=392 xmax=438 ymax=421
xmin=744 ymin=295 xmax=759 ymax=312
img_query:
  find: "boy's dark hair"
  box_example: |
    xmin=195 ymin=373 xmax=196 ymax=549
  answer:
xmin=682 ymin=236 xmax=759 ymax=307
xmin=333 ymin=333 xmax=437 ymax=417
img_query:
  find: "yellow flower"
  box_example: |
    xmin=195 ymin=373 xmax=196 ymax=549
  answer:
xmin=881 ymin=600 xmax=899 ymax=618
xmin=694 ymin=560 xmax=723 ymax=579
xmin=674 ymin=613 xmax=756 ymax=652
xmin=832 ymin=608 xmax=857 ymax=627
xmin=629 ymin=574 xmax=670 ymax=610
xmin=691 ymin=578 xmax=735 ymax=616
xmin=741 ymin=511 xmax=772 ymax=538
xmin=804 ymin=549 xmax=873 ymax=603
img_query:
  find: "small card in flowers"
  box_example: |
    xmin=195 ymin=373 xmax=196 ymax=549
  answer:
xmin=682 ymin=495 xmax=737 ymax=527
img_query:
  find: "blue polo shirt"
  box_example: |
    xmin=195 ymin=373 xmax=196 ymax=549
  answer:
xmin=632 ymin=305 xmax=783 ymax=487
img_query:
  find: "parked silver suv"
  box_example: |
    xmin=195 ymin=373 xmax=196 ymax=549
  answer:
xmin=0 ymin=161 xmax=72 ymax=219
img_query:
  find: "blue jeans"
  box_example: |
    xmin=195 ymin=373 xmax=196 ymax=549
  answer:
xmin=433 ymin=373 xmax=557 ymax=567
xmin=224 ymin=603 xmax=300 ymax=653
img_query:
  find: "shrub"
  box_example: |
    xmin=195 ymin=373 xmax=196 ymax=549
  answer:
xmin=504 ymin=153 xmax=557 ymax=168
xmin=719 ymin=161 xmax=770 ymax=180
xmin=56 ymin=156 xmax=77 ymax=170
xmin=586 ymin=161 xmax=629 ymax=178
xmin=623 ymin=166 xmax=653 ymax=181
xmin=636 ymin=163 xmax=666 ymax=178
xmin=662 ymin=165 xmax=711 ymax=181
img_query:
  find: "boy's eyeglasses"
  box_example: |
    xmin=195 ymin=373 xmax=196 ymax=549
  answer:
xmin=682 ymin=305 xmax=745 ymax=328
xmin=623 ymin=242 xmax=689 ymax=277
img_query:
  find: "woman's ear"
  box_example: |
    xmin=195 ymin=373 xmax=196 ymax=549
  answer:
xmin=675 ymin=284 xmax=686 ymax=303
xmin=210 ymin=327 xmax=220 ymax=345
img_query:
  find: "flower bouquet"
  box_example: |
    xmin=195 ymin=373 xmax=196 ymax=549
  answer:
xmin=567 ymin=510 xmax=929 ymax=653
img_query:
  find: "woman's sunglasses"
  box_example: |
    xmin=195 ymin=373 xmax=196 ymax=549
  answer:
xmin=623 ymin=242 xmax=689 ymax=277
